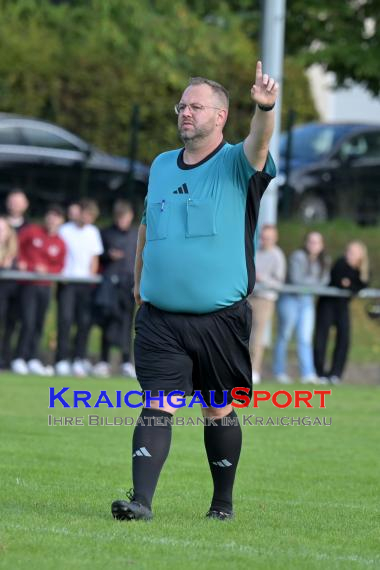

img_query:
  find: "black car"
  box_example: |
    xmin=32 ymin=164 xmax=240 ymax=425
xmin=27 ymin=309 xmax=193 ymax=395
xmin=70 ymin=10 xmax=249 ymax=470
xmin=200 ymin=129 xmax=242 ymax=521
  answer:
xmin=279 ymin=122 xmax=380 ymax=224
xmin=0 ymin=114 xmax=149 ymax=215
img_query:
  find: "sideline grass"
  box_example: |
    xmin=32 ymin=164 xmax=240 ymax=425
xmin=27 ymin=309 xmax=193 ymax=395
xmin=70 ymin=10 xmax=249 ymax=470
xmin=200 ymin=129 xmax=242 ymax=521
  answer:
xmin=0 ymin=374 xmax=379 ymax=570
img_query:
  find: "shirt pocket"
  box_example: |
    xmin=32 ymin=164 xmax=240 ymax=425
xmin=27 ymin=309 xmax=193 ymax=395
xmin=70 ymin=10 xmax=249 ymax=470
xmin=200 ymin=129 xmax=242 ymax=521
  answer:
xmin=146 ymin=201 xmax=170 ymax=241
xmin=185 ymin=198 xmax=217 ymax=238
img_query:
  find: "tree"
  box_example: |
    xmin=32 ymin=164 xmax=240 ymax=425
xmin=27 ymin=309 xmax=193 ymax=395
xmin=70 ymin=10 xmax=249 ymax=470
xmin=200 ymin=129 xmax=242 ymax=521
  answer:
xmin=185 ymin=0 xmax=380 ymax=97
xmin=285 ymin=0 xmax=380 ymax=96
xmin=0 ymin=0 xmax=317 ymax=164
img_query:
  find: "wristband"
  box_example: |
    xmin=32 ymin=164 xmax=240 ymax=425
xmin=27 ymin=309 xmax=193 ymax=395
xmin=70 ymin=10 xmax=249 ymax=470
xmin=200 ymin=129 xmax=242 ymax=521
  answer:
xmin=257 ymin=102 xmax=275 ymax=112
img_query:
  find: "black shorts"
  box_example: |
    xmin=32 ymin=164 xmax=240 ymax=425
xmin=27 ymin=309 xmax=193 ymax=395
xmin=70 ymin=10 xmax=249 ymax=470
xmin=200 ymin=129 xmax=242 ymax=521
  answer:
xmin=134 ymin=299 xmax=252 ymax=405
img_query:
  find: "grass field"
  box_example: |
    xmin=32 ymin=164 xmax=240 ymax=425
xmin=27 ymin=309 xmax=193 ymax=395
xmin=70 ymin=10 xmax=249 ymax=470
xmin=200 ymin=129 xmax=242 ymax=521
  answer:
xmin=0 ymin=374 xmax=379 ymax=570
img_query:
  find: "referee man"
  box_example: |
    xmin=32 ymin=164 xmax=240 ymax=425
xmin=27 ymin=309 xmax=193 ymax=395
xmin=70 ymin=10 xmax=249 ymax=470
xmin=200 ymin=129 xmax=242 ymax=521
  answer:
xmin=112 ymin=61 xmax=278 ymax=521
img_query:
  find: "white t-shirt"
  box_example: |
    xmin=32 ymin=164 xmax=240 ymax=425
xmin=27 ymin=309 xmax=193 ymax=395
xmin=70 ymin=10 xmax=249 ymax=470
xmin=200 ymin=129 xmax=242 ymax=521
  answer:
xmin=59 ymin=222 xmax=103 ymax=278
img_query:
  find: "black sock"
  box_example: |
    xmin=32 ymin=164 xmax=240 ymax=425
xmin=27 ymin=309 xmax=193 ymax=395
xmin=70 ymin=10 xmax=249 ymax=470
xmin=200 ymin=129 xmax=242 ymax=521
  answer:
xmin=204 ymin=410 xmax=242 ymax=513
xmin=132 ymin=408 xmax=172 ymax=510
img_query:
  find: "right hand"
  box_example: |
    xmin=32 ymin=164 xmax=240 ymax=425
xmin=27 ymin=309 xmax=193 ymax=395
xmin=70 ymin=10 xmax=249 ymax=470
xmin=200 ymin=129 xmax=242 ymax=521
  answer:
xmin=18 ymin=260 xmax=28 ymax=271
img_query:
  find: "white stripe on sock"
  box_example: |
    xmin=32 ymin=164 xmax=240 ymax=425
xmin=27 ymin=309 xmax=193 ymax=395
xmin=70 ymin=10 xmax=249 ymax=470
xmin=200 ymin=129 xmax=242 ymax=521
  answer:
xmin=212 ymin=459 xmax=232 ymax=467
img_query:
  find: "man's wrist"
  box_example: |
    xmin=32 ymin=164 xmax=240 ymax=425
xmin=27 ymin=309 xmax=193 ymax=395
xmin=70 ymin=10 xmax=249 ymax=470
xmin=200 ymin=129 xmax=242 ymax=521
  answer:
xmin=257 ymin=102 xmax=275 ymax=112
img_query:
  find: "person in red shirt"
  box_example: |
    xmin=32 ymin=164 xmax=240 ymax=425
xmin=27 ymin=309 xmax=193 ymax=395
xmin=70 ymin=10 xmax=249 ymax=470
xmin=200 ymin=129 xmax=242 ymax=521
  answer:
xmin=11 ymin=205 xmax=66 ymax=376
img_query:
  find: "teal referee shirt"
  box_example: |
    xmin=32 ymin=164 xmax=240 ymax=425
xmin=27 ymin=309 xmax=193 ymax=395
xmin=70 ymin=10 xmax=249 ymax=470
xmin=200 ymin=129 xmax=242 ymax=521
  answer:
xmin=140 ymin=140 xmax=276 ymax=313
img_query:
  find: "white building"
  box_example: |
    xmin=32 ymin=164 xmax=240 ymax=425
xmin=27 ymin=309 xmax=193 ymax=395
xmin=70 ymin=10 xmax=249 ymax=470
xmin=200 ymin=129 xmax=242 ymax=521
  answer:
xmin=307 ymin=64 xmax=380 ymax=123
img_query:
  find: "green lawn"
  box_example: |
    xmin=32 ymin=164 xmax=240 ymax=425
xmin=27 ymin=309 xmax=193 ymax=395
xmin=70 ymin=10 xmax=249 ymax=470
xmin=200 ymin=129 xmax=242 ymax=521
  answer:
xmin=0 ymin=374 xmax=379 ymax=569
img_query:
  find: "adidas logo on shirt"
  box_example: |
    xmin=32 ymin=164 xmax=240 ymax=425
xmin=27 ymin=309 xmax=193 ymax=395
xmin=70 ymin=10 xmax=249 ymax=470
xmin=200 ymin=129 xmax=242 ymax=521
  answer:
xmin=132 ymin=447 xmax=152 ymax=458
xmin=212 ymin=459 xmax=232 ymax=468
xmin=173 ymin=183 xmax=189 ymax=194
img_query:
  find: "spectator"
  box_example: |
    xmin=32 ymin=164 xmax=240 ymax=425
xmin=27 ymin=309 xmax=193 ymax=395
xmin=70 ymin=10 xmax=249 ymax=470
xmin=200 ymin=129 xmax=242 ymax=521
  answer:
xmin=2 ymin=189 xmax=30 ymax=366
xmin=248 ymin=224 xmax=286 ymax=384
xmin=273 ymin=232 xmax=330 ymax=384
xmin=314 ymin=241 xmax=370 ymax=384
xmin=11 ymin=206 xmax=66 ymax=375
xmin=56 ymin=199 xmax=103 ymax=377
xmin=6 ymin=189 xmax=29 ymax=232
xmin=92 ymin=200 xmax=138 ymax=378
xmin=0 ymin=216 xmax=18 ymax=267
xmin=0 ymin=217 xmax=18 ymax=370
xmin=67 ymin=202 xmax=81 ymax=224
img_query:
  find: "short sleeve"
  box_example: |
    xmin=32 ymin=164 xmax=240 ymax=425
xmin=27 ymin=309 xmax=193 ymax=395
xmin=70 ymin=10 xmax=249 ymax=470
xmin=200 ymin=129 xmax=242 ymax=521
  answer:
xmin=141 ymin=196 xmax=147 ymax=225
xmin=58 ymin=223 xmax=67 ymax=239
xmin=222 ymin=142 xmax=276 ymax=195
xmin=92 ymin=227 xmax=104 ymax=256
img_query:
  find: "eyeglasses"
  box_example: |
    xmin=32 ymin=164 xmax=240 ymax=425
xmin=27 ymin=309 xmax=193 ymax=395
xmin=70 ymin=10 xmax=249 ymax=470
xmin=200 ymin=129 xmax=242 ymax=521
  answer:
xmin=174 ymin=102 xmax=222 ymax=115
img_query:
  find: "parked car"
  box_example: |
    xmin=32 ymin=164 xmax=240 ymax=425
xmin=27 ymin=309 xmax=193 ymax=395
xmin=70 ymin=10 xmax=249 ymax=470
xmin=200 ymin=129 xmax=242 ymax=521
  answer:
xmin=279 ymin=122 xmax=380 ymax=224
xmin=0 ymin=114 xmax=149 ymax=216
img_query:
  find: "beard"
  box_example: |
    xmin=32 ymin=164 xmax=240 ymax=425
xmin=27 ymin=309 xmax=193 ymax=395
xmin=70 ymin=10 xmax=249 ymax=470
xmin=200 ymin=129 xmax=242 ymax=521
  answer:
xmin=178 ymin=121 xmax=214 ymax=143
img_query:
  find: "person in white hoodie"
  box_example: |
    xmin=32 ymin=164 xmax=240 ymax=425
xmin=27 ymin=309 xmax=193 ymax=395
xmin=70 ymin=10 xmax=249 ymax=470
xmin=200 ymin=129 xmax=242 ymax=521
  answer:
xmin=248 ymin=224 xmax=286 ymax=384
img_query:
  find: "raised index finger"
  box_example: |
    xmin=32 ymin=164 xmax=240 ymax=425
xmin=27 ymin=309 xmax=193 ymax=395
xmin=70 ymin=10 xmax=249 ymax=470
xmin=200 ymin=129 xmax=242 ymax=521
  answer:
xmin=256 ymin=60 xmax=263 ymax=83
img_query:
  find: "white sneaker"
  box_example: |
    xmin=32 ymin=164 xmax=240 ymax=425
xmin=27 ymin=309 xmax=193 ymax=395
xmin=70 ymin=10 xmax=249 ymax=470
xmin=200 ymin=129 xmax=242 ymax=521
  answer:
xmin=329 ymin=375 xmax=341 ymax=385
xmin=55 ymin=360 xmax=72 ymax=376
xmin=251 ymin=370 xmax=261 ymax=384
xmin=318 ymin=376 xmax=329 ymax=385
xmin=44 ymin=365 xmax=54 ymax=377
xmin=275 ymin=373 xmax=293 ymax=385
xmin=301 ymin=374 xmax=319 ymax=385
xmin=72 ymin=359 xmax=88 ymax=377
xmin=92 ymin=361 xmax=111 ymax=378
xmin=81 ymin=359 xmax=93 ymax=375
xmin=11 ymin=358 xmax=29 ymax=375
xmin=121 ymin=362 xmax=137 ymax=378
xmin=28 ymin=359 xmax=48 ymax=376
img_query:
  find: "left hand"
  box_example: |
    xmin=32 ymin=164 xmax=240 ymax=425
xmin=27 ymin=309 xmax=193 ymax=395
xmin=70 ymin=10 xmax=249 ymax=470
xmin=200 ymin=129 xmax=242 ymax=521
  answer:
xmin=250 ymin=60 xmax=279 ymax=108
xmin=35 ymin=264 xmax=48 ymax=273
xmin=109 ymin=248 xmax=125 ymax=260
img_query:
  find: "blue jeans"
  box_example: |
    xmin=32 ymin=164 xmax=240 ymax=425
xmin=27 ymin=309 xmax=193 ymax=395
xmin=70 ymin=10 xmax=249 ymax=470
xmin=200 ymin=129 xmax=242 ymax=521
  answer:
xmin=273 ymin=294 xmax=316 ymax=378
